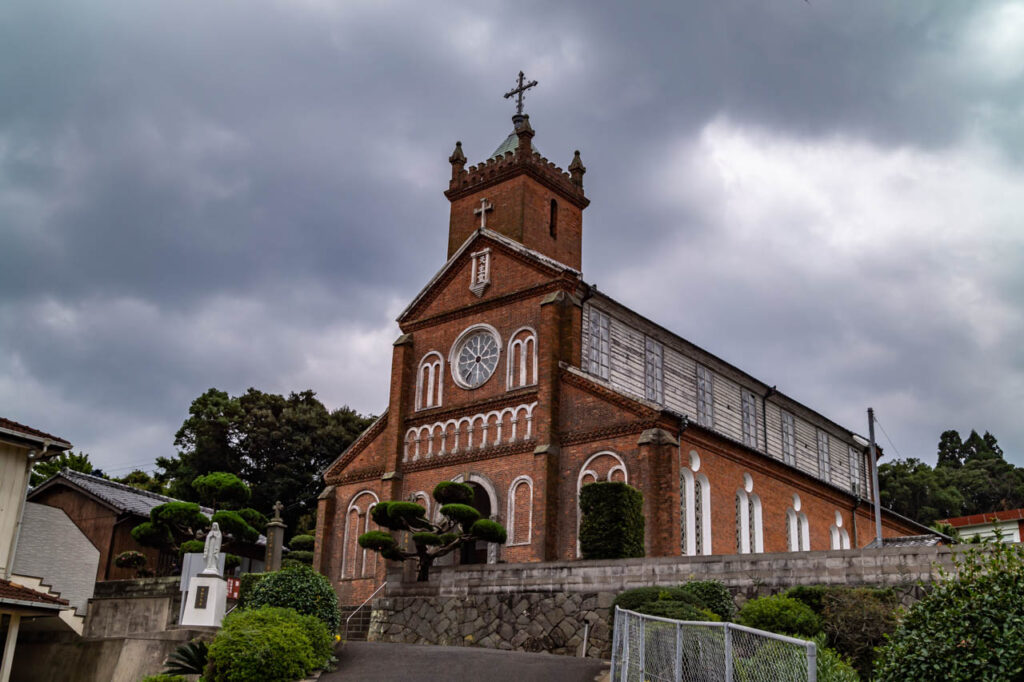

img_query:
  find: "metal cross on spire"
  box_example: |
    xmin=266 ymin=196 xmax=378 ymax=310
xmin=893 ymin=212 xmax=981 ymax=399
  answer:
xmin=503 ymin=71 xmax=538 ymax=116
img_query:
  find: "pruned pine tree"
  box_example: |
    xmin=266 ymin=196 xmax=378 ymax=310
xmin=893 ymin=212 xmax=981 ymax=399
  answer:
xmin=358 ymin=481 xmax=506 ymax=581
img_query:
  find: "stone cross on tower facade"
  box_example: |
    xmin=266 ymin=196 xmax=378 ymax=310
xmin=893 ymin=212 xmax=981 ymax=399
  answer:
xmin=474 ymin=198 xmax=493 ymax=228
xmin=503 ymin=71 xmax=538 ymax=116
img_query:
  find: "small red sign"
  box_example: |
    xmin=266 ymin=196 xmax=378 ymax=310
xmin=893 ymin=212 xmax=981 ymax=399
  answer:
xmin=226 ymin=577 xmax=240 ymax=600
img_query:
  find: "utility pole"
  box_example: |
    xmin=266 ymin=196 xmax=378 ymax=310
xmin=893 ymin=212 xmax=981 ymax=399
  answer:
xmin=868 ymin=407 xmax=882 ymax=547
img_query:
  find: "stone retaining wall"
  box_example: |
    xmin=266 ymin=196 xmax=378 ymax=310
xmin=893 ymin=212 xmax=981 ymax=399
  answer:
xmin=369 ymin=546 xmax=958 ymax=657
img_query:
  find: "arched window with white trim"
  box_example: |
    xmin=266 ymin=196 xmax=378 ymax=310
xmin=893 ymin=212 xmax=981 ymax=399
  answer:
xmin=341 ymin=490 xmax=380 ymax=579
xmin=577 ymin=451 xmax=628 ymax=556
xmin=830 ymin=510 xmax=851 ymax=550
xmin=506 ymin=476 xmax=533 ymax=546
xmin=506 ymin=327 xmax=538 ymax=390
xmin=681 ymin=449 xmax=712 ymax=556
xmin=416 ymin=352 xmax=444 ymax=410
xmin=735 ymin=473 xmax=763 ymax=554
xmin=786 ymin=494 xmax=810 ymax=552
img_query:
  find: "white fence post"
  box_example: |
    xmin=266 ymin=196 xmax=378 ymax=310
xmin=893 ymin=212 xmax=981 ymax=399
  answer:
xmin=675 ymin=622 xmax=682 ymax=681
xmin=807 ymin=639 xmax=817 ymax=682
xmin=724 ymin=623 xmax=733 ymax=682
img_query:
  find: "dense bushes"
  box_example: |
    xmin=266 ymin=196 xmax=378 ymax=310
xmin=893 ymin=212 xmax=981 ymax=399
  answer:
xmin=246 ymin=564 xmax=341 ymax=632
xmin=236 ymin=572 xmax=265 ymax=608
xmin=737 ymin=595 xmax=820 ymax=638
xmin=613 ymin=581 xmax=731 ymax=622
xmin=578 ymin=482 xmax=644 ymax=559
xmin=203 ymin=607 xmax=330 ymax=682
xmin=289 ymin=534 xmax=316 ymax=551
xmin=875 ymin=544 xmax=1024 ymax=681
xmin=140 ymin=675 xmax=185 ymax=682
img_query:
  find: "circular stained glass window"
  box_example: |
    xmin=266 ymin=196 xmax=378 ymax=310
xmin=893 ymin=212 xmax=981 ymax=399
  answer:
xmin=452 ymin=328 xmax=500 ymax=389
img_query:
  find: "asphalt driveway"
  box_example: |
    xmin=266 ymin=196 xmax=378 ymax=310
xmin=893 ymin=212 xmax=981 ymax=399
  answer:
xmin=322 ymin=641 xmax=610 ymax=682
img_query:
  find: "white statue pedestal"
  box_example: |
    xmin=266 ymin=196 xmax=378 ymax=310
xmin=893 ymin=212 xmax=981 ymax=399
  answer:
xmin=181 ymin=573 xmax=227 ymax=627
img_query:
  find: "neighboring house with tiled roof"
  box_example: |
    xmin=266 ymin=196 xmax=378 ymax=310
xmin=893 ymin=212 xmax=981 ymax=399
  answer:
xmin=29 ymin=469 xmax=265 ymax=581
xmin=0 ymin=417 xmax=73 ymax=681
xmin=938 ymin=507 xmax=1024 ymax=543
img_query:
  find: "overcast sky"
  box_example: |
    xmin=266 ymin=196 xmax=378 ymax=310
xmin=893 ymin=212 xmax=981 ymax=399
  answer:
xmin=2 ymin=1 xmax=1023 ymax=477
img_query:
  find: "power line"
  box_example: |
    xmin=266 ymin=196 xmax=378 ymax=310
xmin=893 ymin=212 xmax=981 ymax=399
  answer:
xmin=872 ymin=414 xmax=905 ymax=461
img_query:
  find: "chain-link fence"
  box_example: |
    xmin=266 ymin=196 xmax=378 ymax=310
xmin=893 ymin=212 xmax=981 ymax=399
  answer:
xmin=610 ymin=606 xmax=817 ymax=682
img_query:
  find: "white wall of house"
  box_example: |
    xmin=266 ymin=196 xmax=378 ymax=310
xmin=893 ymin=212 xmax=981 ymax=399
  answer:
xmin=0 ymin=441 xmax=32 ymax=577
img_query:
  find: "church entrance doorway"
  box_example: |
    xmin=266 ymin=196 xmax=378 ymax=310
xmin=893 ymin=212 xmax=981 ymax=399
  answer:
xmin=460 ymin=482 xmax=491 ymax=565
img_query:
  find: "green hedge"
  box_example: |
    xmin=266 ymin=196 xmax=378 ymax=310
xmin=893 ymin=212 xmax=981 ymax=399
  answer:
xmin=736 ymin=595 xmax=820 ymax=638
xmin=612 ymin=582 xmax=732 ymax=623
xmin=140 ymin=675 xmax=185 ymax=682
xmin=246 ymin=564 xmax=341 ymax=632
xmin=289 ymin=534 xmax=316 ymax=551
xmin=204 ymin=607 xmax=328 ymax=682
xmin=578 ymin=482 xmax=644 ymax=559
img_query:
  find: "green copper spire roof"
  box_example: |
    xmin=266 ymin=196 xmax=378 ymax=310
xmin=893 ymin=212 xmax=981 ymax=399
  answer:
xmin=490 ymin=131 xmax=539 ymax=160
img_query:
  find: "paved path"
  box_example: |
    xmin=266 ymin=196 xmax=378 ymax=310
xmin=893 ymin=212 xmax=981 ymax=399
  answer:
xmin=322 ymin=641 xmax=610 ymax=682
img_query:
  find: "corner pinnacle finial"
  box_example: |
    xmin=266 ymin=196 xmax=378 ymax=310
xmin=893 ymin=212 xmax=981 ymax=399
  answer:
xmin=503 ymin=70 xmax=538 ymax=117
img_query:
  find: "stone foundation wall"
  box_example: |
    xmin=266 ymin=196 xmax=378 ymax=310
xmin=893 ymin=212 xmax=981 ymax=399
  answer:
xmin=369 ymin=592 xmax=615 ymax=658
xmin=369 ymin=546 xmax=958 ymax=657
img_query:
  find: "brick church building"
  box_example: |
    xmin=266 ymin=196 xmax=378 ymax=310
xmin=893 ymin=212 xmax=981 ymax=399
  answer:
xmin=314 ymin=85 xmax=923 ymax=605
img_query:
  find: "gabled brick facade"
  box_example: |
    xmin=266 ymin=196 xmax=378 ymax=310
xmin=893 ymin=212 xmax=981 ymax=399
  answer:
xmin=316 ymin=113 xmax=924 ymax=606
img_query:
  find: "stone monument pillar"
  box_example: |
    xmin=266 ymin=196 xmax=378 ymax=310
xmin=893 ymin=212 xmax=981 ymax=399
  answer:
xmin=265 ymin=501 xmax=286 ymax=572
xmin=181 ymin=522 xmax=228 ymax=628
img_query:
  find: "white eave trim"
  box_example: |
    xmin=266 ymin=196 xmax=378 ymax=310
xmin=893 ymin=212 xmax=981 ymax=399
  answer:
xmin=0 ymin=427 xmax=71 ymax=453
xmin=396 ymin=228 xmax=580 ymax=323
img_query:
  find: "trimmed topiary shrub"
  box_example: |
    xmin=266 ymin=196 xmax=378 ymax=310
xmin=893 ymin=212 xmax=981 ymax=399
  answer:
xmin=737 ymin=595 xmax=821 ymax=638
xmin=432 ymin=480 xmax=473 ymax=504
xmin=203 ymin=607 xmax=326 ymax=682
xmin=358 ymin=530 xmax=396 ymax=551
xmin=211 ymin=510 xmax=258 ymax=544
xmin=439 ymin=503 xmax=480 ymax=529
xmin=679 ymin=580 xmax=735 ymax=621
xmin=289 ymin=534 xmax=315 ymax=551
xmin=178 ymin=539 xmax=205 ymax=556
xmin=469 ymin=519 xmax=507 ymax=543
xmin=579 ymin=481 xmax=644 ymax=560
xmin=875 ymin=543 xmax=1024 ymax=681
xmin=286 ymin=550 xmax=314 ymax=565
xmin=246 ymin=564 xmax=341 ymax=633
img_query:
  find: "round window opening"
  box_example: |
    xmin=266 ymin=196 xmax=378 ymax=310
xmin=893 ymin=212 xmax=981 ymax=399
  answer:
xmin=452 ymin=327 xmax=500 ymax=389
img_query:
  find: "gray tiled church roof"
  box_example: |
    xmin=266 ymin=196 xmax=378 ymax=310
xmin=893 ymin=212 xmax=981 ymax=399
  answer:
xmin=56 ymin=469 xmax=214 ymax=518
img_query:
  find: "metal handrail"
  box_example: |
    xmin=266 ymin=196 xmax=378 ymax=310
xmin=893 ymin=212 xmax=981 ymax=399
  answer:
xmin=344 ymin=581 xmax=387 ymax=641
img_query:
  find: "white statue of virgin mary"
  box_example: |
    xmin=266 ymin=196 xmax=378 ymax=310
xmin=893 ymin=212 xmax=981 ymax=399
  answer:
xmin=201 ymin=522 xmax=223 ymax=576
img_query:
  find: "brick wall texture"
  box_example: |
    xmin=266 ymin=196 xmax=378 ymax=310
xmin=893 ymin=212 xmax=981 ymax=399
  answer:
xmin=316 ymin=117 xmax=925 ymax=608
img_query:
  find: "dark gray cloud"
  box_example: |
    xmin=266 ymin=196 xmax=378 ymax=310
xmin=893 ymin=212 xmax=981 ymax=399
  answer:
xmin=2 ymin=0 xmax=1022 ymax=473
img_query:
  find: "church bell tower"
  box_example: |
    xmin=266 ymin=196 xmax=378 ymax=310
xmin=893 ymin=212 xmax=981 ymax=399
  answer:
xmin=444 ymin=72 xmax=589 ymax=271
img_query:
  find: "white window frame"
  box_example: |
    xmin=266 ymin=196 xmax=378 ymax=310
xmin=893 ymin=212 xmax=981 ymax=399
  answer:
xmin=506 ymin=327 xmax=538 ymax=390
xmin=587 ymin=308 xmax=611 ymax=380
xmin=849 ymin=446 xmax=862 ymax=495
xmin=696 ymin=364 xmax=714 ymax=428
xmin=415 ymin=351 xmax=444 ymax=411
xmin=681 ymin=450 xmax=712 ymax=556
xmin=741 ymin=390 xmax=758 ymax=449
xmin=817 ymin=429 xmax=831 ymax=481
xmin=781 ymin=411 xmax=796 ymax=465
xmin=644 ymin=337 xmax=664 ymax=404
xmin=506 ymin=475 xmax=534 ymax=546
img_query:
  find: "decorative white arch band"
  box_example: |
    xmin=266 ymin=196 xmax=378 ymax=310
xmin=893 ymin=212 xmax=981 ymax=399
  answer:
xmin=403 ymin=401 xmax=537 ymax=462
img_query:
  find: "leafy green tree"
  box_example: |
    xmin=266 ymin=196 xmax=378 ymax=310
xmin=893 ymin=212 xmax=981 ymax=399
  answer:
xmin=157 ymin=387 xmax=373 ymax=532
xmin=358 ymin=481 xmax=507 ymax=581
xmin=193 ymin=472 xmax=251 ymax=511
xmin=878 ymin=458 xmax=963 ymax=525
xmin=132 ymin=501 xmax=211 ymax=556
xmin=113 ymin=469 xmax=168 ymax=495
xmin=30 ymin=451 xmax=97 ymax=486
xmin=875 ymin=543 xmax=1024 ymax=680
xmin=936 ymin=430 xmax=964 ymax=469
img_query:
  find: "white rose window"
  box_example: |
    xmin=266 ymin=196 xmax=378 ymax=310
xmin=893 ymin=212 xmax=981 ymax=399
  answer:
xmin=452 ymin=327 xmax=501 ymax=389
